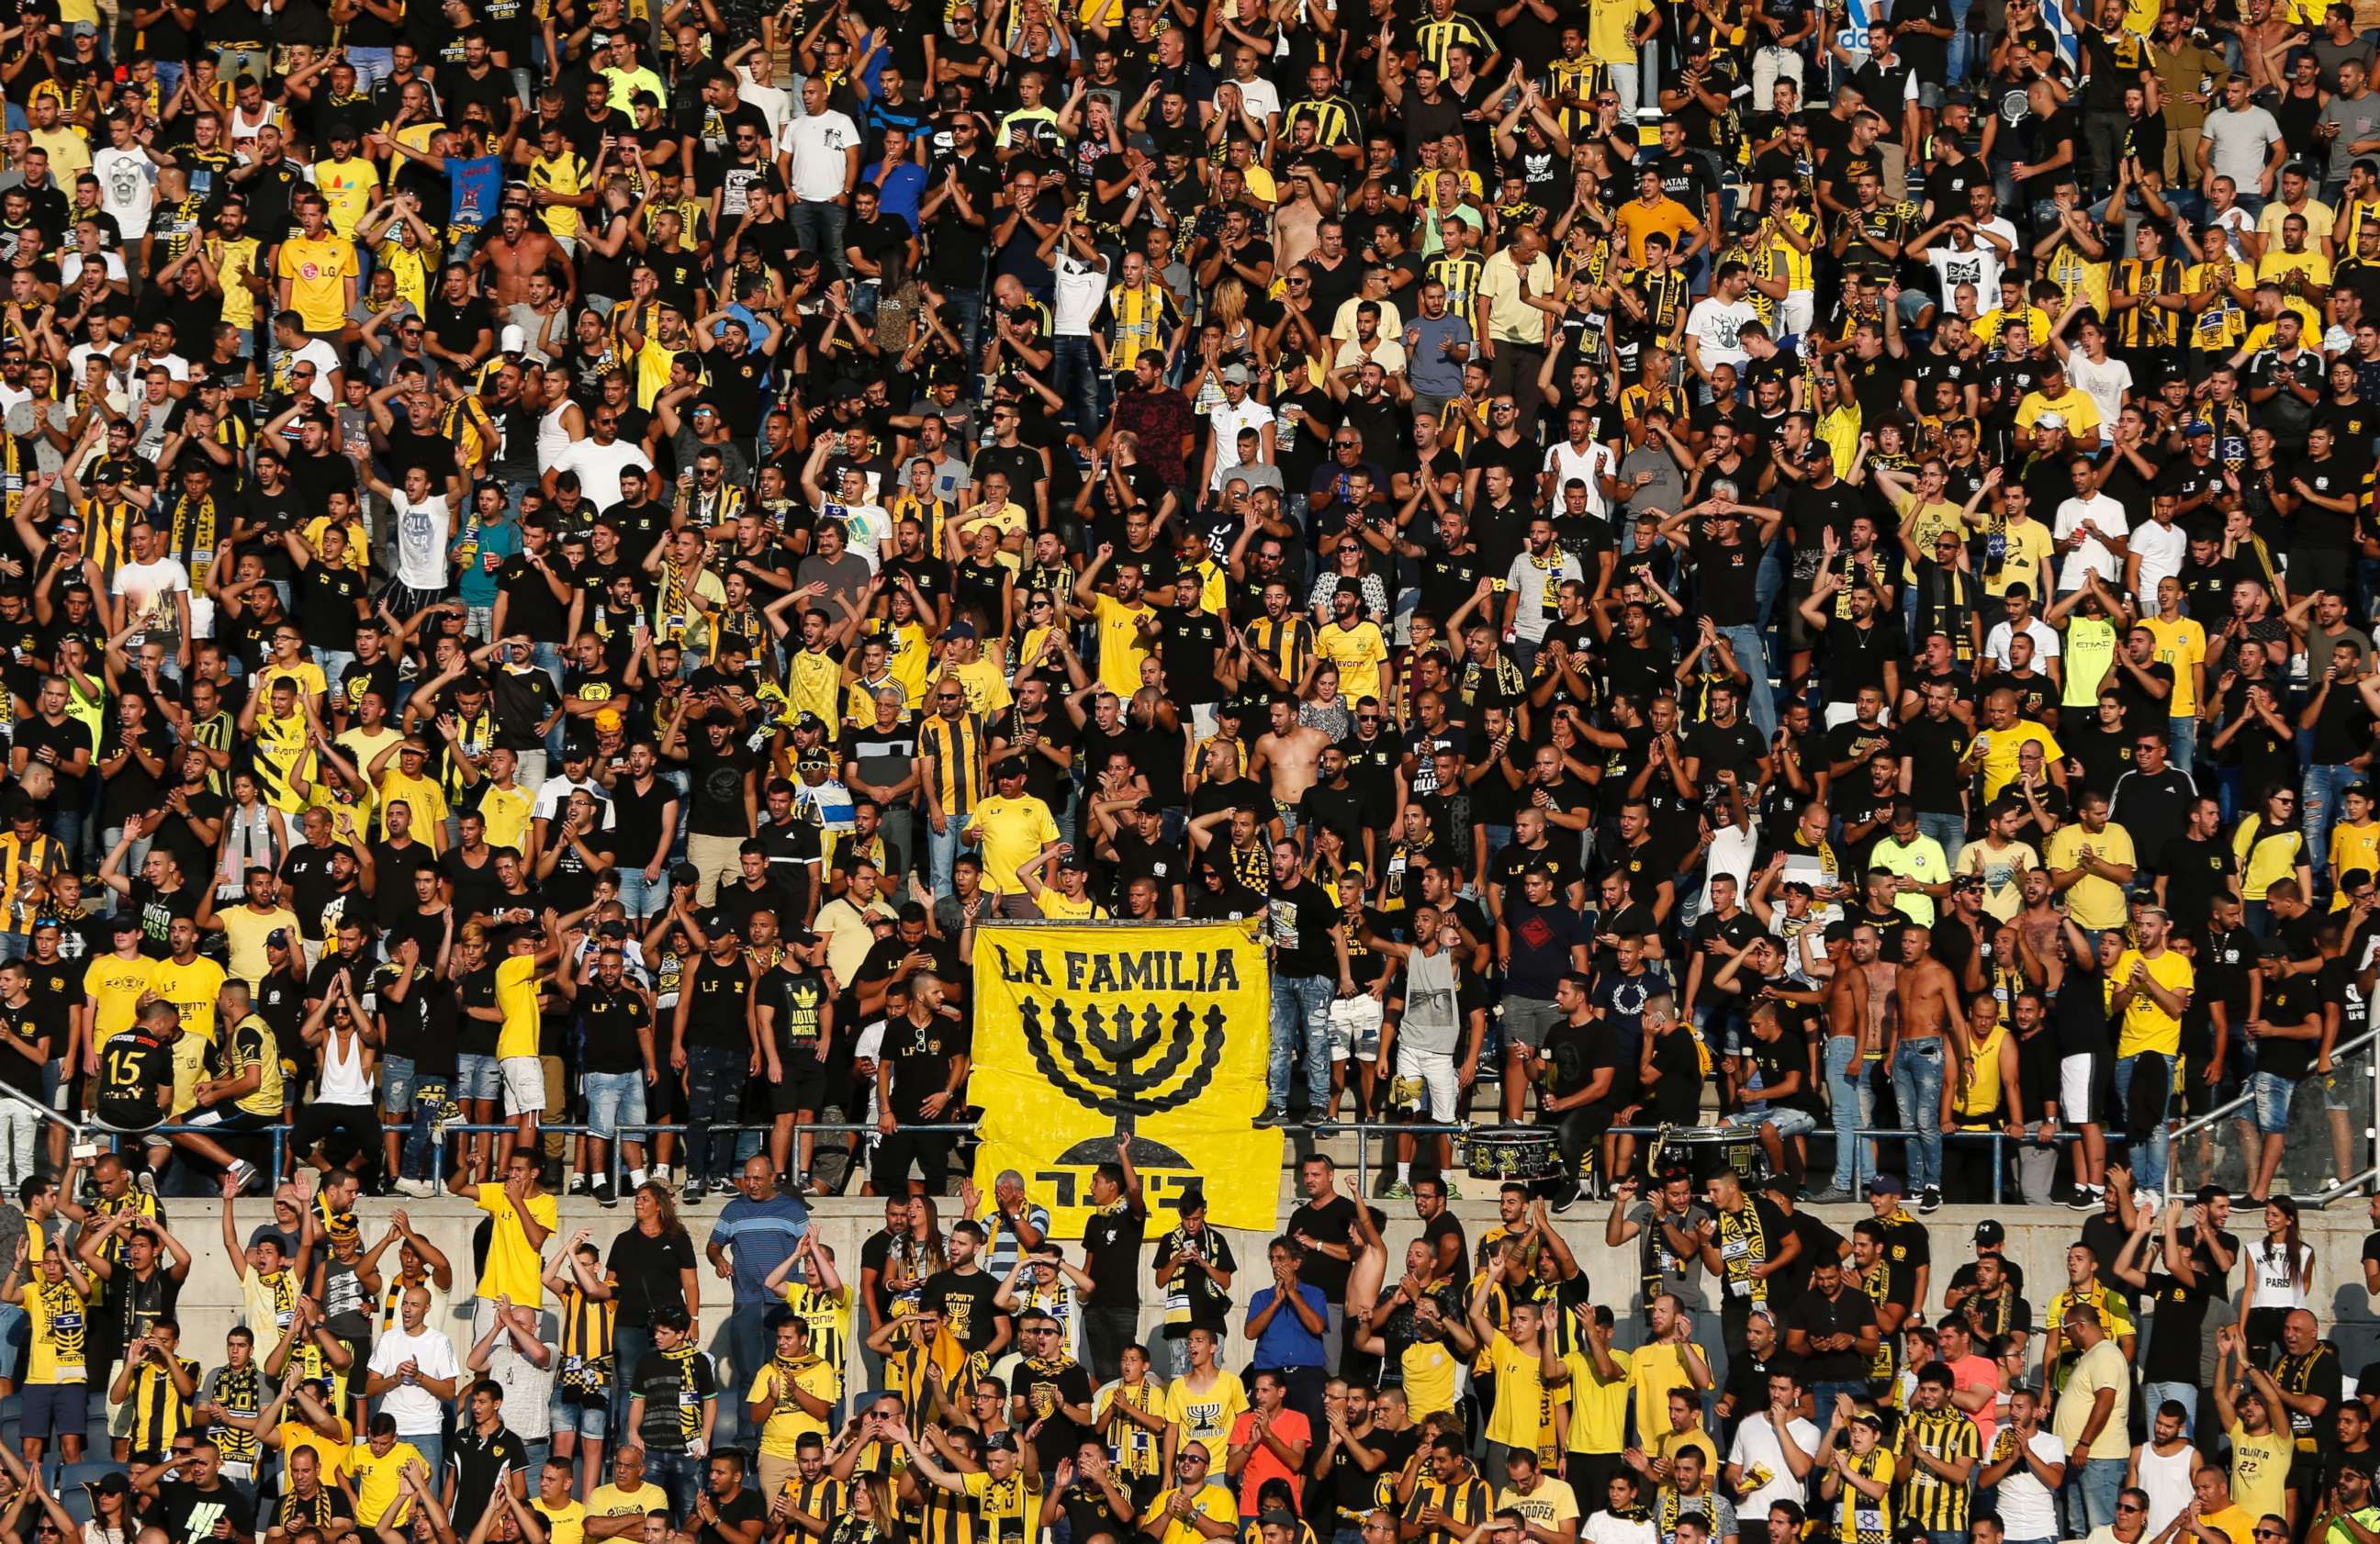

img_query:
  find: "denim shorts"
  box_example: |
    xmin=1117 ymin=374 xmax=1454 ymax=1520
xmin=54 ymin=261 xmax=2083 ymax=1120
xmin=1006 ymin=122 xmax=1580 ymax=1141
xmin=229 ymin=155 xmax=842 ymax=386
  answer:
xmin=2249 ymin=1069 xmax=2302 ymax=1135
xmin=583 ymin=1069 xmax=648 ymax=1141
xmin=455 ymin=1054 xmax=501 ymax=1102
xmin=383 ymin=1055 xmax=419 ymax=1116
xmin=1728 ymin=1103 xmax=1818 ymax=1138
xmin=551 ymin=1385 xmax=609 ymax=1438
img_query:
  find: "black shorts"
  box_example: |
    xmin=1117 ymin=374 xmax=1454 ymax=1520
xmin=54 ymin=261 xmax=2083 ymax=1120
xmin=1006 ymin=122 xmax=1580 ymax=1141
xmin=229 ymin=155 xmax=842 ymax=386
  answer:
xmin=770 ymin=1052 xmax=829 ymax=1115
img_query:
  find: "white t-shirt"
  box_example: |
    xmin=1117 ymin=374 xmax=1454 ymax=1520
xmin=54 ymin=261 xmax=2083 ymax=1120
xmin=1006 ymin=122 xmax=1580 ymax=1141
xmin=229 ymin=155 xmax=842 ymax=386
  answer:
xmin=2067 ymin=352 xmax=2134 ymax=445
xmin=1207 ymin=397 xmax=1272 ymax=487
xmin=1927 ymin=243 xmax=2004 ymax=305
xmin=367 ymin=1324 xmax=458 ymax=1435
xmin=1684 ymin=296 xmax=1759 ymax=373
xmin=816 ymin=498 xmax=893 ymax=571
xmin=1727 ymin=1413 xmax=1820 ymax=1520
xmin=390 ymin=491 xmax=453 ymax=593
xmin=557 ymin=435 xmax=654 ymax=512
xmin=1994 ymin=1429 xmax=2067 ymax=1538
xmin=1699 ymin=820 xmax=1759 ymax=913
xmin=2053 ymin=492 xmax=2130 ymax=590
xmin=1053 ymin=252 xmax=1107 ymax=338
xmin=58 ymin=251 xmax=128 ymax=289
xmin=1983 ymin=615 xmax=2063 ymax=668
xmin=112 ymin=556 xmax=191 ymax=646
xmin=780 ymin=110 xmax=860 ymax=202
xmin=2131 ymin=516 xmax=2188 ymax=596
xmin=92 ymin=146 xmax=158 ymax=235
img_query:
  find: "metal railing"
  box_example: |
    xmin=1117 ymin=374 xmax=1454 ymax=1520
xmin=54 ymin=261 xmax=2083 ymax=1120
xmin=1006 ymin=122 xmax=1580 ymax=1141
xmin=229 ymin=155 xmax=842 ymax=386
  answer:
xmin=69 ymin=1100 xmax=2360 ymax=1209
xmin=2166 ymin=1024 xmax=2380 ymax=1203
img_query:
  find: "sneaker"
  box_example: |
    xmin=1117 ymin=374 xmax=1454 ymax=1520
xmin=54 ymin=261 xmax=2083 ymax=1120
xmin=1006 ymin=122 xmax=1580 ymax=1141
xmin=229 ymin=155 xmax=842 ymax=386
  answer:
xmin=1440 ymin=1181 xmax=1463 ymax=1200
xmin=225 ymin=1160 xmax=261 ymax=1196
xmin=397 ymin=1177 xmax=436 ymax=1199
xmin=1551 ymin=1185 xmax=1584 ymax=1215
xmin=2067 ymin=1184 xmax=2103 ymax=1211
xmin=711 ymin=1176 xmax=735 ymax=1193
xmin=1252 ymin=1107 xmax=1285 ymax=1129
xmin=567 ymin=1173 xmax=593 ymax=1196
xmin=136 ymin=1169 xmax=157 ymax=1198
xmin=594 ymin=1180 xmax=618 ymax=1209
xmin=1919 ymin=1185 xmax=1943 ymax=1214
xmin=1803 ymin=1186 xmax=1849 ymax=1204
xmin=681 ymin=1178 xmax=705 ymax=1205
xmin=1384 ymin=1180 xmax=1413 ymax=1199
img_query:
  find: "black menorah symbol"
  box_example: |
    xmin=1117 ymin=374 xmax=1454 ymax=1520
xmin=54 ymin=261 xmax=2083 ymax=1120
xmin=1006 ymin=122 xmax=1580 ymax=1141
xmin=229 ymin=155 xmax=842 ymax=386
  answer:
xmin=1018 ymin=998 xmax=1231 ymax=1168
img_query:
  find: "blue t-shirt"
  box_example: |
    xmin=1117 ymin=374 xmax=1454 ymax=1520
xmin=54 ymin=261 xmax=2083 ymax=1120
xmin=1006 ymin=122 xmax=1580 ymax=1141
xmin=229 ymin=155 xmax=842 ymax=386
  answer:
xmin=711 ymin=1191 xmax=812 ymax=1305
xmin=1245 ymin=1281 xmax=1330 ymax=1369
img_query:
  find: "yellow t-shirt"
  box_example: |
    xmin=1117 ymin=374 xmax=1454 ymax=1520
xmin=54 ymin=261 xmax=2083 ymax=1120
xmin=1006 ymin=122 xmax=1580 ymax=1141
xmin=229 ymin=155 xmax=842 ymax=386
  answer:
xmin=969 ymin=793 xmax=1060 ymax=895
xmin=214 ymin=235 xmax=264 ymax=328
xmin=81 ymin=952 xmax=155 ymax=1049
xmin=495 ymin=951 xmax=541 ymax=1061
xmin=375 ymin=768 xmax=449 ymax=847
xmin=1895 ymin=493 xmax=1967 ymax=583
xmin=21 ymin=1278 xmax=87 ymax=1384
xmin=220 ymin=905 xmax=298 ymax=990
xmin=586 ymin=1482 xmax=668 ymax=1532
xmin=2112 ymin=946 xmax=2194 ymax=1059
xmin=276 ymin=235 xmax=354 ymax=334
xmin=1990 ymin=519 xmax=2057 ymax=599
xmin=1163 ymin=1371 xmax=1249 ymax=1462
xmin=1091 ymin=592 xmax=1154 ymax=698
xmin=1317 ymin=619 xmax=1389 ymax=706
xmin=310 ymin=156 xmax=381 ymax=239
xmin=1484 ymin=1331 xmax=1549 ymax=1450
xmin=533 ymin=1500 xmax=587 ymax=1544
xmin=1588 ymin=0 xmax=1654 ymax=62
xmin=152 ymin=953 xmax=227 ymax=1118
xmin=1974 ymin=722 xmax=2062 ymax=803
xmin=2228 ymin=1427 xmax=2293 ymax=1525
xmin=2015 ymin=386 xmax=2102 ymax=443
xmin=1560 ymin=1346 xmax=1631 ymax=1454
xmin=472 ymin=1181 xmax=558 ymax=1305
xmin=1139 ymin=1483 xmax=1240 ymax=1544
xmin=1401 ymin=1337 xmax=1462 ymax=1420
xmin=2332 ymin=820 xmax=2380 ymax=907
xmin=747 ymin=1356 xmax=842 ymax=1457
xmin=477 ymin=783 xmax=534 ymax=856
xmin=2141 ymin=614 xmax=2207 ymax=718
xmin=349 ymin=1439 xmax=426 ymax=1527
xmin=2046 ymin=822 xmax=2138 ymax=932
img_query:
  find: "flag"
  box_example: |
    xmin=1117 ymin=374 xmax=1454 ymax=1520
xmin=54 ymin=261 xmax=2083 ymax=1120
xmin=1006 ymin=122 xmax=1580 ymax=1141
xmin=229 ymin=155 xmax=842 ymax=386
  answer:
xmin=969 ymin=919 xmax=1278 ymax=1237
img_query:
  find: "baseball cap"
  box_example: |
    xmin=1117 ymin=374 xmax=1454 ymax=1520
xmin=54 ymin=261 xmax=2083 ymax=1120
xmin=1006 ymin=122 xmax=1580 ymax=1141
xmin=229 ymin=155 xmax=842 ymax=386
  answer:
xmin=266 ymin=928 xmax=292 ymax=950
xmin=1974 ymin=1219 xmax=2005 ymax=1247
xmin=2034 ymin=410 xmax=2065 ymax=431
xmin=1866 ymin=1172 xmax=1905 ymax=1195
xmin=2185 ymin=419 xmax=2215 ymax=436
xmin=500 ymin=324 xmax=527 ymax=353
xmin=593 ymin=708 xmax=623 ymax=733
xmin=109 ymin=913 xmax=142 ymax=934
xmin=1222 ymin=364 xmax=1252 ymax=385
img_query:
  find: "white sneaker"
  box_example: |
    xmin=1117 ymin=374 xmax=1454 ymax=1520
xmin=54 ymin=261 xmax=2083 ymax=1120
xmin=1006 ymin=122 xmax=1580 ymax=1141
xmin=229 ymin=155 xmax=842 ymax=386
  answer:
xmin=397 ymin=1178 xmax=437 ymax=1198
xmin=225 ymin=1160 xmax=260 ymax=1196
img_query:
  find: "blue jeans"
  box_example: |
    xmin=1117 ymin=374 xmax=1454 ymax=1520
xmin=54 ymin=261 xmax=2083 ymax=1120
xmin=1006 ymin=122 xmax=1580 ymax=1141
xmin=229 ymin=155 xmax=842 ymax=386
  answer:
xmin=2143 ymin=1379 xmax=2195 ymax=1436
xmin=344 ymin=46 xmax=394 ymax=92
xmin=1051 ymin=335 xmax=1103 ymax=442
xmin=2169 ymin=715 xmax=2199 ymax=778
xmin=2304 ymin=761 xmax=2358 ymax=895
xmin=1825 ymin=1036 xmax=1873 ymax=1192
xmin=941 ymin=286 xmax=986 ymax=371
xmin=646 ymin=1448 xmax=703 ymax=1525
xmin=402 ymin=1078 xmax=447 ymax=1181
xmin=791 ymin=199 xmax=850 ymax=277
xmin=401 ymin=1433 xmax=443 ymax=1482
xmin=1892 ymin=1036 xmax=1947 ymax=1192
xmin=2064 ymin=1455 xmax=2127 ymax=1536
xmin=925 ymin=813 xmax=966 ymax=898
xmin=2117 ymin=1050 xmax=2176 ymax=1189
xmin=611 ymin=1324 xmax=652 ymax=1441
xmin=1947 ymin=0 xmax=1976 ymax=80
xmin=1916 ymin=811 xmax=1965 ymax=871
xmin=1268 ymin=973 xmax=1333 ymax=1117
xmin=684 ymin=1044 xmax=743 ymax=1183
xmin=724 ymin=1302 xmax=773 ymax=1447
xmin=1714 ymin=623 xmax=1778 ymax=742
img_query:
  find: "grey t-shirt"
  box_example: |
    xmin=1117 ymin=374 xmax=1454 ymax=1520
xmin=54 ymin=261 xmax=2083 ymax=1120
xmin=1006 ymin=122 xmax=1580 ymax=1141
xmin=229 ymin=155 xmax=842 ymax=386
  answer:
xmin=1404 ymin=311 xmax=1475 ymax=398
xmin=2321 ymin=87 xmax=2380 ymax=180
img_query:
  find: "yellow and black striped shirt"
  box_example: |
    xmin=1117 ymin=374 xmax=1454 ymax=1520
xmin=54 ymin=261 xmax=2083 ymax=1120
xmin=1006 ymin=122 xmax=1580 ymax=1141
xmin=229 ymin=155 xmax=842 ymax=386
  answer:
xmin=123 ymin=1354 xmax=200 ymax=1460
xmin=2115 ymin=256 xmax=2188 ymax=349
xmin=779 ymin=1281 xmax=850 ymax=1383
xmin=1414 ymin=12 xmax=1495 ymax=71
xmin=1894 ymin=1407 xmax=1980 ymax=1530
xmin=918 ymin=711 xmax=990 ymax=817
xmin=557 ymin=1277 xmax=619 ymax=1398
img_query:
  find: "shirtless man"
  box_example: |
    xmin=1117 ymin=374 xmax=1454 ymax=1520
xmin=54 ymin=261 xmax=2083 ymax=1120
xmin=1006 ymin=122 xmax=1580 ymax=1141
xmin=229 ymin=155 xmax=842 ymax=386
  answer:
xmin=1892 ymin=921 xmax=1969 ymax=1211
xmin=1252 ymin=694 xmax=1330 ymax=832
xmin=1781 ymin=923 xmax=1869 ymax=1203
xmin=474 ymin=201 xmax=573 ymax=310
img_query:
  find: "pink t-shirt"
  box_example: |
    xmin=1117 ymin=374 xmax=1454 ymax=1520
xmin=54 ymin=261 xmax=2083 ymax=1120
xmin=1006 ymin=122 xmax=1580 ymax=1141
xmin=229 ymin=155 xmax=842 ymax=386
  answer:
xmin=1949 ymin=1351 xmax=2005 ymax=1449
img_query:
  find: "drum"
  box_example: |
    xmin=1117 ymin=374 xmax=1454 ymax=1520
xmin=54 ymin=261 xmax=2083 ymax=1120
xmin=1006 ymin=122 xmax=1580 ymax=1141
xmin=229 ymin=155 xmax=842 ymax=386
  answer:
xmin=1647 ymin=1122 xmax=1768 ymax=1188
xmin=1458 ymin=1125 xmax=1559 ymax=1180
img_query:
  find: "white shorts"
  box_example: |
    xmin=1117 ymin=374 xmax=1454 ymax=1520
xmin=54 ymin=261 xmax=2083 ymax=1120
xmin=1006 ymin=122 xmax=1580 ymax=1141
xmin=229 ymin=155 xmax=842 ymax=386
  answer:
xmin=500 ymin=1055 xmax=546 ymax=1116
xmin=1329 ymin=995 xmax=1385 ymax=1061
xmin=2060 ymin=1052 xmax=2098 ymax=1126
xmin=1397 ymin=1044 xmax=1460 ymax=1123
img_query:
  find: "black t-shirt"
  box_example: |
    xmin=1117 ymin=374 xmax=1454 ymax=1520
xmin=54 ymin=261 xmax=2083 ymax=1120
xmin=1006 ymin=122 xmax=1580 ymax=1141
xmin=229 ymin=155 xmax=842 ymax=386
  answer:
xmin=95 ymin=1027 xmax=174 ymax=1130
xmin=1268 ymin=879 xmax=1341 ymax=978
xmin=606 ymin=1225 xmax=697 ymax=1330
xmin=1285 ymin=1194 xmax=1359 ymax=1296
xmin=1080 ymin=1201 xmax=1148 ymax=1309
xmin=920 ymin=1266 xmax=1003 ymax=1353
xmin=152 ymin=1482 xmax=256 ymax=1544
xmin=631 ymin=1347 xmax=718 ymax=1452
xmin=694 ymin=1489 xmax=768 ymax=1544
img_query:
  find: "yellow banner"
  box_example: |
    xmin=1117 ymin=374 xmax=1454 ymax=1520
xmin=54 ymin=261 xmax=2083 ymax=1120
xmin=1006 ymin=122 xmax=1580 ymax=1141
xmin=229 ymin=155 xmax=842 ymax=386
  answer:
xmin=969 ymin=919 xmax=1279 ymax=1237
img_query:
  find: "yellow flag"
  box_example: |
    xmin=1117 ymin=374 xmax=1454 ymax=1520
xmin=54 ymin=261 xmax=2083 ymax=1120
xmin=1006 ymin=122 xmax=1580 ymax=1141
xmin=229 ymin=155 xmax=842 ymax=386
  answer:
xmin=969 ymin=919 xmax=1279 ymax=1237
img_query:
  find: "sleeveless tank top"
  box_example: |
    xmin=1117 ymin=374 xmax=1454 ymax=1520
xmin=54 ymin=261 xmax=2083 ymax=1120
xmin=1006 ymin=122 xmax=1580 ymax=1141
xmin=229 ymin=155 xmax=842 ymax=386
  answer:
xmin=2250 ymin=1239 xmax=2312 ymax=1313
xmin=1956 ymin=1021 xmax=2011 ymax=1123
xmin=2137 ymin=1442 xmax=2196 ymax=1538
xmin=319 ymin=1025 xmax=372 ymax=1106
